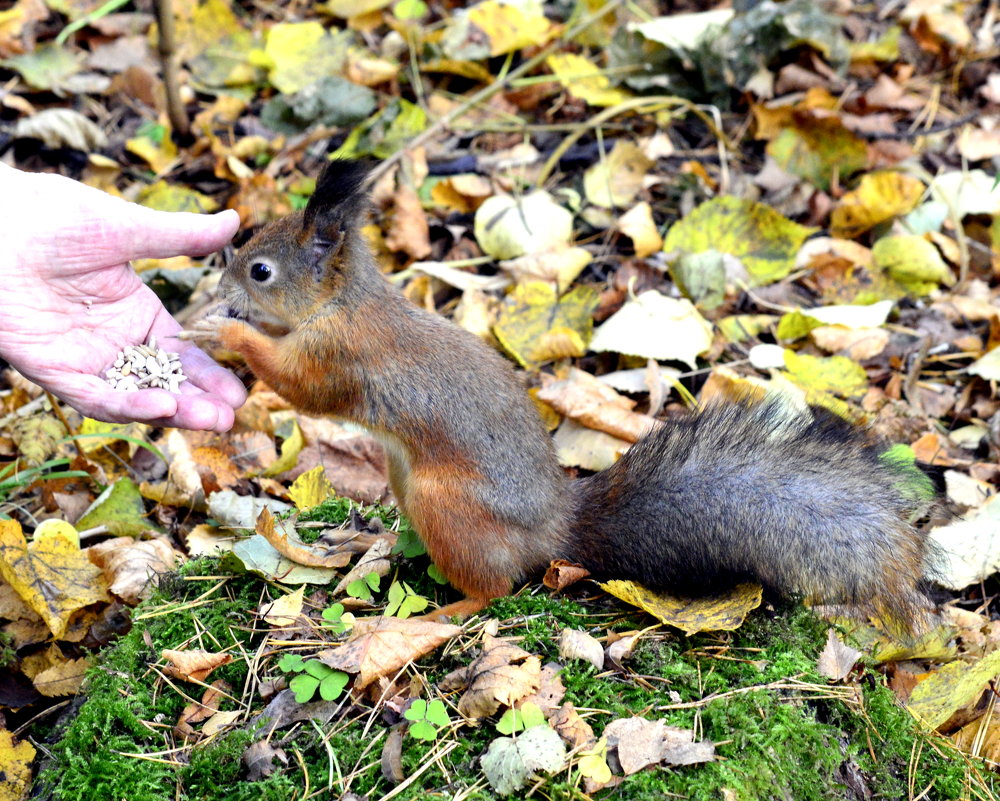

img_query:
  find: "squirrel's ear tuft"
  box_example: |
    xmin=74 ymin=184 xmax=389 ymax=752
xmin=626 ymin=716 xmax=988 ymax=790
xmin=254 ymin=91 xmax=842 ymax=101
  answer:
xmin=303 ymin=159 xmax=370 ymax=232
xmin=303 ymin=159 xmax=371 ymax=277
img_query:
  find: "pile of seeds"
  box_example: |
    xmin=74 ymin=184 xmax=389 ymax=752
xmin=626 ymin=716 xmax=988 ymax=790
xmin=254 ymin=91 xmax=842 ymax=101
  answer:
xmin=104 ymin=335 xmax=187 ymax=393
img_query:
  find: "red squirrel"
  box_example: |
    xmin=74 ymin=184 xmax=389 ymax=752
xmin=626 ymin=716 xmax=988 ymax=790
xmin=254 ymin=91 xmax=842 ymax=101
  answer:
xmin=187 ymin=160 xmax=930 ymax=622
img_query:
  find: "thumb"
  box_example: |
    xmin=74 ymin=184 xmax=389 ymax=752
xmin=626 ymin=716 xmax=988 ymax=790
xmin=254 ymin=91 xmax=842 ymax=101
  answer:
xmin=122 ymin=205 xmax=241 ymax=260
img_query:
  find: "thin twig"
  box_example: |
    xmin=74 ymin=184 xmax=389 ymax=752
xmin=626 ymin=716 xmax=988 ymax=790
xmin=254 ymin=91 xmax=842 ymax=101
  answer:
xmin=153 ymin=0 xmax=190 ymax=138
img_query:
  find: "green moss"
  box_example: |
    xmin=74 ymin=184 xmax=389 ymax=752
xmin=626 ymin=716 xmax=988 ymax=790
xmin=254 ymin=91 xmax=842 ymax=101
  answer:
xmin=39 ymin=531 xmax=993 ymax=800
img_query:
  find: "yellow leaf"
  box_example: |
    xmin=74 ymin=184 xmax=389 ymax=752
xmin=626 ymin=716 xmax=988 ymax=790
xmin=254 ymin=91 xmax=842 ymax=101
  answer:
xmin=782 ymin=351 xmax=868 ymax=400
xmin=263 ymin=418 xmax=304 ymax=477
xmin=288 ymin=465 xmax=335 ymax=511
xmin=263 ymin=21 xmax=349 ymax=94
xmin=137 ymin=181 xmax=219 ymax=213
xmin=322 ymin=0 xmax=392 ymax=16
xmin=493 ymin=282 xmax=598 ymax=369
xmin=600 ymin=580 xmax=763 ymax=635
xmin=125 ymin=131 xmax=178 ymax=176
xmin=260 ymin=586 xmax=304 ymax=627
xmin=0 ymin=519 xmax=109 ymax=638
xmin=583 ymin=140 xmax=653 ymax=209
xmin=33 ymin=656 xmax=89 ymax=697
xmin=546 ymin=53 xmax=630 ymax=107
xmin=33 ymin=519 xmax=80 ymax=549
xmin=0 ymin=728 xmax=35 ymax=801
xmin=618 ymin=202 xmax=663 ymax=258
xmin=577 ymin=738 xmax=613 ymax=783
xmin=663 ymin=196 xmax=817 ymax=286
xmin=467 ymin=0 xmax=554 ymax=56
xmin=831 ymin=172 xmax=925 ymax=238
xmin=872 ymin=234 xmax=954 ymax=296
xmin=908 ymin=649 xmax=1000 ymax=730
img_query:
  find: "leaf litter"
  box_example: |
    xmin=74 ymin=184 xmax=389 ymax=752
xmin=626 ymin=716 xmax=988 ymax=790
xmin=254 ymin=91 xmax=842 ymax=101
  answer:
xmin=0 ymin=0 xmax=999 ymax=797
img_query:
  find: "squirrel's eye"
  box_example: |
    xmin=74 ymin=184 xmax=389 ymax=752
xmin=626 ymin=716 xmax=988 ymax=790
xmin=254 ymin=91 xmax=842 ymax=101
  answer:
xmin=250 ymin=262 xmax=272 ymax=282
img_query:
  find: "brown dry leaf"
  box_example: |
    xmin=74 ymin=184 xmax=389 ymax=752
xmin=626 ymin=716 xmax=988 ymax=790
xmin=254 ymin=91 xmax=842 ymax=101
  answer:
xmin=255 ymin=507 xmax=352 ymax=569
xmin=0 ymin=519 xmax=110 ymax=639
xmin=552 ymin=419 xmax=631 ymax=472
xmin=559 ymin=629 xmax=604 ymax=671
xmin=550 ymin=702 xmax=595 ymax=749
xmin=430 ymin=173 xmax=492 ymax=214
xmin=519 ymin=663 xmax=566 ymax=717
xmin=910 ymin=431 xmax=957 ymax=466
xmin=192 ymin=446 xmax=241 ymax=494
xmin=816 ymin=629 xmax=862 ymax=681
xmin=537 ymin=368 xmax=660 ymax=443
xmin=457 ymin=635 xmax=542 ymax=719
xmin=332 ymin=537 xmax=393 ymax=595
xmin=810 ymin=326 xmax=890 ymax=360
xmin=86 ymin=536 xmax=179 ymax=605
xmin=384 ymin=185 xmax=431 ymax=259
xmin=318 ymin=616 xmax=461 ymax=688
xmin=33 ymin=656 xmax=89 ymax=697
xmin=953 ymin=714 xmax=1000 ymax=765
xmin=162 ymin=429 xmax=207 ymax=507
xmin=162 ymin=648 xmax=233 ymax=683
xmin=605 ymin=717 xmax=715 ymax=774
xmin=542 ymin=560 xmax=589 ymax=591
xmin=176 ymin=679 xmax=230 ymax=740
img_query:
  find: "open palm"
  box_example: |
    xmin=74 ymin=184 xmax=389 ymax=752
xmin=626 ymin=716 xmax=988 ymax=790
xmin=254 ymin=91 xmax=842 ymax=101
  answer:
xmin=0 ymin=167 xmax=246 ymax=431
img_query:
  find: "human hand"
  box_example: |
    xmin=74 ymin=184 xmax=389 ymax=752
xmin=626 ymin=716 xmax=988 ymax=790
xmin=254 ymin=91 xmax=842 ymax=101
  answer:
xmin=0 ymin=166 xmax=246 ymax=431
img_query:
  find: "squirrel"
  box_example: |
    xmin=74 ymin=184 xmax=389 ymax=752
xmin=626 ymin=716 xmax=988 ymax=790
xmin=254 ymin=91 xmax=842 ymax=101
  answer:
xmin=188 ymin=159 xmax=932 ymax=624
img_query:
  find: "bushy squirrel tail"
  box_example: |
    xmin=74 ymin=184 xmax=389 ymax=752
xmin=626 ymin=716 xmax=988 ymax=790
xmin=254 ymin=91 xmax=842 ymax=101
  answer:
xmin=568 ymin=398 xmax=934 ymax=624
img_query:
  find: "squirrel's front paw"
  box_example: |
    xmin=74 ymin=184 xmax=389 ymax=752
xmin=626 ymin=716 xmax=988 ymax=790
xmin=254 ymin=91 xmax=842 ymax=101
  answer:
xmin=179 ymin=315 xmax=233 ymax=351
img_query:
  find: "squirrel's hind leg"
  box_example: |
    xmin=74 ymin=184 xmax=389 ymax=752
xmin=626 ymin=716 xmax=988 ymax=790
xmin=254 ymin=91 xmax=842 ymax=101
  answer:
xmin=402 ymin=465 xmax=522 ymax=622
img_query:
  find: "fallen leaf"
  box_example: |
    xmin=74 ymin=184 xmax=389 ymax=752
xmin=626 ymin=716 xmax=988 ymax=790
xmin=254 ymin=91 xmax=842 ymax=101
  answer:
xmin=475 ymin=191 xmax=573 ymax=260
xmin=384 ymin=185 xmax=431 ymax=259
xmin=481 ymin=725 xmax=566 ymax=796
xmin=260 ymin=21 xmax=349 ymax=94
xmin=927 ymin=495 xmax=1000 ymax=590
xmin=604 ymin=717 xmax=715 ymax=773
xmin=318 ymin=616 xmax=460 ymax=688
xmin=552 ymin=418 xmax=631 ymax=471
xmin=872 ymin=234 xmax=954 ymax=295
xmin=590 ymin=291 xmax=713 ymax=368
xmin=550 ymin=702 xmax=595 ymax=749
xmin=14 ymin=108 xmax=108 ymax=151
xmin=601 ymin=580 xmax=763 ymax=635
xmin=255 ymin=507 xmax=351 ymax=569
xmin=816 ymin=629 xmax=862 ymax=681
xmin=260 ymin=586 xmax=305 ymax=627
xmin=542 ymin=560 xmax=590 ymax=591
xmin=908 ymin=649 xmax=1000 ymax=731
xmin=558 ymin=629 xmax=604 ymax=670
xmin=457 ymin=635 xmax=541 ymax=719
xmin=546 ymin=52 xmax=630 ymax=107
xmin=0 ymin=729 xmax=35 ymax=801
xmin=0 ymin=519 xmax=110 ymax=638
xmin=536 ymin=368 xmax=659 ymax=443
xmin=161 ymin=649 xmax=233 ymax=683
xmin=618 ymin=202 xmax=663 ymax=258
xmin=33 ymin=656 xmax=89 ymax=697
xmin=288 ymin=465 xmax=335 ymax=511
xmin=86 ymin=536 xmax=179 ymax=604
xmin=583 ymin=140 xmax=654 ymax=209
xmin=831 ymin=172 xmax=925 ymax=238
xmin=493 ymin=282 xmax=598 ymax=368
xmin=663 ymin=196 xmax=816 ymax=286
